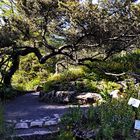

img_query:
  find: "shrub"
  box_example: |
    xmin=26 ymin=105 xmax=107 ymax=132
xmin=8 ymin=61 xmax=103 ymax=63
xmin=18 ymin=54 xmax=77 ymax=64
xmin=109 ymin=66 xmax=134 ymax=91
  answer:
xmin=61 ymin=105 xmax=83 ymax=126
xmin=96 ymin=100 xmax=134 ymax=139
xmin=57 ymin=130 xmax=76 ymax=140
xmin=98 ymin=80 xmax=121 ymax=99
xmin=43 ymin=67 xmax=86 ymax=92
xmin=0 ymin=104 xmax=14 ymax=140
xmin=0 ymin=86 xmax=19 ymax=99
xmin=75 ymin=79 xmax=99 ymax=92
xmin=12 ymin=53 xmax=49 ymax=90
xmin=61 ymin=89 xmax=138 ymax=139
xmin=98 ymin=49 xmax=140 ymax=75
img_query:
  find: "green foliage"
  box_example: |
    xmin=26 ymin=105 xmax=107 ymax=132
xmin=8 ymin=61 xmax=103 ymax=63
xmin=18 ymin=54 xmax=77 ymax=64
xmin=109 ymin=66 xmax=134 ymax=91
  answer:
xmin=0 ymin=104 xmax=14 ymax=140
xmin=98 ymin=80 xmax=121 ymax=99
xmin=57 ymin=130 xmax=76 ymax=140
xmin=13 ymin=58 xmax=89 ymax=92
xmin=0 ymin=0 xmax=16 ymax=17
xmin=12 ymin=53 xmax=49 ymax=90
xmin=44 ymin=67 xmax=85 ymax=92
xmin=96 ymin=100 xmax=134 ymax=139
xmin=98 ymin=50 xmax=140 ymax=75
xmin=43 ymin=65 xmax=122 ymax=95
xmin=0 ymin=85 xmax=18 ymax=99
xmin=61 ymin=100 xmax=135 ymax=139
xmin=61 ymin=105 xmax=82 ymax=127
xmin=60 ymin=83 xmax=140 ymax=139
xmin=75 ymin=79 xmax=99 ymax=92
xmin=1 ymin=0 xmax=140 ymax=87
xmin=1 ymin=1 xmax=140 ymax=139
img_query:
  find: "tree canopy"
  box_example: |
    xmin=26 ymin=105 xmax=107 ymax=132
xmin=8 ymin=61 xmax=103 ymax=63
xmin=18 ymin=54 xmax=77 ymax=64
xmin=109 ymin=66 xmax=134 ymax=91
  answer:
xmin=0 ymin=0 xmax=140 ymax=86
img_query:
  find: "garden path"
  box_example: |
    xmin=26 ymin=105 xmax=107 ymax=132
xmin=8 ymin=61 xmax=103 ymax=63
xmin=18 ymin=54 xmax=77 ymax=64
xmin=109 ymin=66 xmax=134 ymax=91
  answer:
xmin=4 ymin=92 xmax=69 ymax=120
xmin=3 ymin=92 xmax=88 ymax=139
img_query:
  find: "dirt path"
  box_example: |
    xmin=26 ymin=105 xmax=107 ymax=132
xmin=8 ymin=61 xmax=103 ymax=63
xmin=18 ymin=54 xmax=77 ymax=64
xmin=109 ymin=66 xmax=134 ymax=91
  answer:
xmin=4 ymin=92 xmax=69 ymax=120
xmin=3 ymin=92 xmax=88 ymax=139
xmin=4 ymin=92 xmax=88 ymax=121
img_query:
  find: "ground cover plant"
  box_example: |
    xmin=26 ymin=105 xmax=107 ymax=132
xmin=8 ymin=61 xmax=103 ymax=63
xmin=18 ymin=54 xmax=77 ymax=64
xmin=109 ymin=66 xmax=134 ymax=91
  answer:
xmin=60 ymin=82 xmax=140 ymax=139
xmin=0 ymin=104 xmax=14 ymax=140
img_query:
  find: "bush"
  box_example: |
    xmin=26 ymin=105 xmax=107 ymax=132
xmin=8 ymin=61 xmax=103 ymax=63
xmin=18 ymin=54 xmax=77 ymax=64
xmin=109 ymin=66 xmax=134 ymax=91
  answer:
xmin=98 ymin=80 xmax=121 ymax=99
xmin=43 ymin=67 xmax=86 ymax=92
xmin=0 ymin=86 xmax=19 ymax=99
xmin=0 ymin=104 xmax=14 ymax=140
xmin=61 ymin=100 xmax=135 ymax=139
xmin=60 ymin=83 xmax=140 ymax=139
xmin=57 ymin=131 xmax=76 ymax=140
xmin=75 ymin=79 xmax=99 ymax=92
xmin=98 ymin=49 xmax=140 ymax=75
xmin=12 ymin=53 xmax=49 ymax=90
xmin=96 ymin=100 xmax=134 ymax=139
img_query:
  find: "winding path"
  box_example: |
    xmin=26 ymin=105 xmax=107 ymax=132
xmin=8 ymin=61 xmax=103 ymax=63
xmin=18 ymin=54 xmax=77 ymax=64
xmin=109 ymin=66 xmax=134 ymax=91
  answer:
xmin=3 ymin=92 xmax=88 ymax=139
xmin=4 ymin=92 xmax=69 ymax=121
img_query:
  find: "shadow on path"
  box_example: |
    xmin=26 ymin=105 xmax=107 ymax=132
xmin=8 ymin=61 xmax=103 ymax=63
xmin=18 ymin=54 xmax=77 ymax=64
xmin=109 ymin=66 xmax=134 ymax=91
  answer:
xmin=4 ymin=92 xmax=88 ymax=121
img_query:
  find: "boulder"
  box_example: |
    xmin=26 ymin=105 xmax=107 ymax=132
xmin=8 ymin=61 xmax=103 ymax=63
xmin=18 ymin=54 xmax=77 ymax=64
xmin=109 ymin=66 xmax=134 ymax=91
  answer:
xmin=15 ymin=123 xmax=29 ymax=129
xmin=55 ymin=91 xmax=76 ymax=103
xmin=39 ymin=91 xmax=103 ymax=104
xmin=44 ymin=120 xmax=58 ymax=126
xmin=39 ymin=90 xmax=76 ymax=103
xmin=109 ymin=90 xmax=120 ymax=99
xmin=39 ymin=90 xmax=55 ymax=102
xmin=76 ymin=93 xmax=102 ymax=104
xmin=109 ymin=89 xmax=125 ymax=99
xmin=30 ymin=121 xmax=43 ymax=128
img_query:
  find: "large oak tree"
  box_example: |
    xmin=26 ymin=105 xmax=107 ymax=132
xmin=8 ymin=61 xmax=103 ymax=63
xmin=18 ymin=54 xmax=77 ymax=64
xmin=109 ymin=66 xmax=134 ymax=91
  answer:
xmin=0 ymin=0 xmax=140 ymax=86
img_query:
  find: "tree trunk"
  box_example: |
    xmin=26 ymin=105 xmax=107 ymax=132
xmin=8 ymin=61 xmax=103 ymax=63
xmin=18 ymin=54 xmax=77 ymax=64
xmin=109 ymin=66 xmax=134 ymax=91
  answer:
xmin=3 ymin=54 xmax=20 ymax=87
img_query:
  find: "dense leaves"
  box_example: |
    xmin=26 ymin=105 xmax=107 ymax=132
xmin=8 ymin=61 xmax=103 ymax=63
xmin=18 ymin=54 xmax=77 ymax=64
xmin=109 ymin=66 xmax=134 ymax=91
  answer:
xmin=0 ymin=0 xmax=140 ymax=86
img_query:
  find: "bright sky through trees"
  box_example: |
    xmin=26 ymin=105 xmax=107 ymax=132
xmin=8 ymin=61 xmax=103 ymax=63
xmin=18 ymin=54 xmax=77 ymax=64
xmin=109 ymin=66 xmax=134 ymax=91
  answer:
xmin=81 ymin=0 xmax=140 ymax=4
xmin=135 ymin=0 xmax=140 ymax=3
xmin=92 ymin=0 xmax=140 ymax=4
xmin=92 ymin=0 xmax=98 ymax=4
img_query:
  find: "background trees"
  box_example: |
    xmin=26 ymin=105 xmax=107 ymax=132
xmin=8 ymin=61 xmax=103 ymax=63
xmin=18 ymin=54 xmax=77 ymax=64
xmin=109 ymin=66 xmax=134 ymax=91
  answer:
xmin=0 ymin=0 xmax=140 ymax=87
